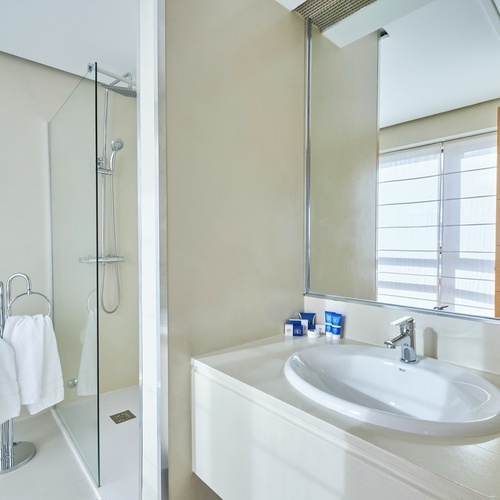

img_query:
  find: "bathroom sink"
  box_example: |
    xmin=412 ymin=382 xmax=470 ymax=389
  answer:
xmin=284 ymin=344 xmax=500 ymax=437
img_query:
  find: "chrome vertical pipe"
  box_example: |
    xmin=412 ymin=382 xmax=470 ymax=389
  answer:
xmin=0 ymin=420 xmax=14 ymax=470
xmin=0 ymin=281 xmax=13 ymax=471
xmin=0 ymin=281 xmax=4 ymax=336
xmin=304 ymin=18 xmax=312 ymax=294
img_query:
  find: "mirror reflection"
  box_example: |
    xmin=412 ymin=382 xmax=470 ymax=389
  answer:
xmin=308 ymin=0 xmax=500 ymax=319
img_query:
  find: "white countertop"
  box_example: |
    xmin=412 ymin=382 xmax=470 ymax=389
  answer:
xmin=194 ymin=334 xmax=500 ymax=498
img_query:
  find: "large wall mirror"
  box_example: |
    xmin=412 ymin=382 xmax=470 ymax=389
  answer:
xmin=307 ymin=0 xmax=500 ymax=320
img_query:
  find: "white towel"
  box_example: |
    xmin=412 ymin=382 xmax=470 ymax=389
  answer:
xmin=0 ymin=338 xmax=21 ymax=424
xmin=3 ymin=315 xmax=64 ymax=414
xmin=77 ymin=308 xmax=97 ymax=396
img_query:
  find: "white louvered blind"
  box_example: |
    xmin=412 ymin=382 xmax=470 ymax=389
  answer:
xmin=377 ymin=133 xmax=496 ymax=316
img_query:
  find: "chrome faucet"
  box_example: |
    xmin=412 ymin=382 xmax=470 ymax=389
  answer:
xmin=384 ymin=316 xmax=418 ymax=363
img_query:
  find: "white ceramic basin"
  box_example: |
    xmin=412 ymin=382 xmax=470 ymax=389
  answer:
xmin=284 ymin=344 xmax=500 ymax=437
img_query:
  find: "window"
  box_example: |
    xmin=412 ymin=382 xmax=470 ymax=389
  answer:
xmin=377 ymin=133 xmax=497 ymax=316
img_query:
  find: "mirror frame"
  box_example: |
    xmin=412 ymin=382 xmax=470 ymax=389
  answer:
xmin=303 ymin=19 xmax=500 ymax=325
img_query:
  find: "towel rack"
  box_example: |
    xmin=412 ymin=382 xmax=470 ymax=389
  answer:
xmin=0 ymin=273 xmax=51 ymax=474
xmin=6 ymin=273 xmax=51 ymax=318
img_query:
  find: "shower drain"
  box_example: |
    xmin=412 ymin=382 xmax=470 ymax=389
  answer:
xmin=109 ymin=410 xmax=136 ymax=424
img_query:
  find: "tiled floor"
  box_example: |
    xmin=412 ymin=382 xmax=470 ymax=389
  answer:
xmin=0 ymin=385 xmax=139 ymax=500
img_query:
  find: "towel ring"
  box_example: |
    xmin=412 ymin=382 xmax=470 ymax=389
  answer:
xmin=7 ymin=291 xmax=52 ymax=318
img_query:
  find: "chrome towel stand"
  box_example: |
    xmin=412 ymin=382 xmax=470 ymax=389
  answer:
xmin=0 ymin=273 xmax=51 ymax=474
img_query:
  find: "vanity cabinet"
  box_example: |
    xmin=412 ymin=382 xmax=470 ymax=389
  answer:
xmin=192 ymin=338 xmax=491 ymax=499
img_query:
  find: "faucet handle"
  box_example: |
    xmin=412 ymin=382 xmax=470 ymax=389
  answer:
xmin=390 ymin=316 xmax=414 ymax=327
xmin=401 ymin=343 xmax=418 ymax=363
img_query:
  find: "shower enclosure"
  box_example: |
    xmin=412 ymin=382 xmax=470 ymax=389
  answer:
xmin=49 ymin=63 xmax=138 ymax=486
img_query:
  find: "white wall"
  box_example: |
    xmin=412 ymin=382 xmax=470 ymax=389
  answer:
xmin=165 ymin=0 xmax=305 ymax=497
xmin=305 ymin=295 xmax=500 ymax=376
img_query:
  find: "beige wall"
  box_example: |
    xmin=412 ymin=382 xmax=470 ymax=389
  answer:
xmin=50 ymin=76 xmax=98 ymax=404
xmin=1 ymin=52 xmax=138 ymax=405
xmin=380 ymin=98 xmax=500 ymax=151
xmin=0 ymin=52 xmax=78 ymax=306
xmin=309 ymin=29 xmax=379 ymax=299
xmin=97 ymin=89 xmax=139 ymax=394
xmin=165 ymin=0 xmax=305 ymax=498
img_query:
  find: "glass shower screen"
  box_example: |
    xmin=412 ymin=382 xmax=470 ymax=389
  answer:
xmin=49 ymin=64 xmax=100 ymax=485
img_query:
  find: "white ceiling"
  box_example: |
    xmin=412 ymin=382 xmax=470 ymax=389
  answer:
xmin=379 ymin=0 xmax=500 ymax=127
xmin=322 ymin=0 xmax=435 ymax=48
xmin=0 ymin=0 xmax=499 ymax=127
xmin=0 ymin=0 xmax=138 ymax=84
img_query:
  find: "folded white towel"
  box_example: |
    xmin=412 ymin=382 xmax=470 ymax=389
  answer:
xmin=0 ymin=338 xmax=21 ymax=424
xmin=3 ymin=315 xmax=64 ymax=414
xmin=77 ymin=308 xmax=98 ymax=396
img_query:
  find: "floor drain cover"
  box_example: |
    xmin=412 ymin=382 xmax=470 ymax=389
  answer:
xmin=110 ymin=410 xmax=136 ymax=424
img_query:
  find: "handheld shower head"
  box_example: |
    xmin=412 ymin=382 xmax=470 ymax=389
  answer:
xmin=111 ymin=138 xmax=125 ymax=152
xmin=109 ymin=138 xmax=125 ymax=171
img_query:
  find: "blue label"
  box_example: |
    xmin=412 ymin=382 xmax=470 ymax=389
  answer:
xmin=325 ymin=311 xmax=336 ymax=324
xmin=299 ymin=312 xmax=316 ymax=328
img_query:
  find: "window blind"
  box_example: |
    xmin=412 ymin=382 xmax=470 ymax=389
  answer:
xmin=377 ymin=133 xmax=496 ymax=316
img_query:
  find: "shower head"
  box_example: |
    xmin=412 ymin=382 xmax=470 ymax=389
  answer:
xmin=108 ymin=85 xmax=137 ymax=98
xmin=109 ymin=138 xmax=125 ymax=171
xmin=111 ymin=138 xmax=125 ymax=152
